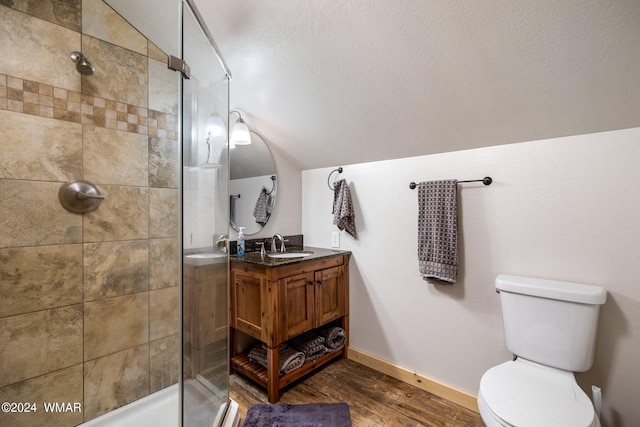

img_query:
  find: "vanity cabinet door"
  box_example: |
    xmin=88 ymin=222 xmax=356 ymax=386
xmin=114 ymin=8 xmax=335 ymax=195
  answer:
xmin=231 ymin=269 xmax=265 ymax=341
xmin=314 ymin=265 xmax=345 ymax=326
xmin=281 ymin=265 xmax=345 ymax=341
xmin=281 ymin=272 xmax=315 ymax=340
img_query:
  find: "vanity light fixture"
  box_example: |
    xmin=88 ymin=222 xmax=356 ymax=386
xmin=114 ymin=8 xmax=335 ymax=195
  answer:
xmin=229 ymin=110 xmax=252 ymax=146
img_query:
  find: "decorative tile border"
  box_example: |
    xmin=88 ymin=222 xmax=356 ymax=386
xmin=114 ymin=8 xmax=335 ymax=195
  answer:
xmin=0 ymin=73 xmax=177 ymax=139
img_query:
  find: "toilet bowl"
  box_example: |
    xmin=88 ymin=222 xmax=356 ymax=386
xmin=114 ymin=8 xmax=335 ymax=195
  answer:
xmin=478 ymin=359 xmax=599 ymax=427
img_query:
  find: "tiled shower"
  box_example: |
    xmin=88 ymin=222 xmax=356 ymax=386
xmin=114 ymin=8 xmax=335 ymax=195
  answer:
xmin=0 ymin=1 xmax=181 ymax=425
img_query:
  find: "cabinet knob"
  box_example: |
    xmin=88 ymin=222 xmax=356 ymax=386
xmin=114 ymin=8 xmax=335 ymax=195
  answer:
xmin=308 ymin=281 xmax=315 ymax=286
xmin=318 ymin=280 xmax=324 ymax=285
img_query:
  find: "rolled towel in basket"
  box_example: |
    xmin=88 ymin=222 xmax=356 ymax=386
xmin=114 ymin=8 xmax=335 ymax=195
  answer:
xmin=290 ymin=331 xmax=330 ymax=361
xmin=304 ymin=344 xmax=328 ymax=362
xmin=248 ymin=345 xmax=268 ymax=367
xmin=290 ymin=332 xmax=325 ymax=353
xmin=279 ymin=346 xmax=305 ymax=375
xmin=247 ymin=345 xmax=305 ymax=376
xmin=318 ymin=326 xmax=346 ymax=351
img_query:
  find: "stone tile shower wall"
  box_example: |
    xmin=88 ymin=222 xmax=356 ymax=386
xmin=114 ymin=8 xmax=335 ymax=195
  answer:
xmin=0 ymin=1 xmax=180 ymax=425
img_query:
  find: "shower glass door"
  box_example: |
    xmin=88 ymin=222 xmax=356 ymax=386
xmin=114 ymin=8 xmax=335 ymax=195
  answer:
xmin=181 ymin=1 xmax=231 ymax=426
xmin=105 ymin=0 xmax=232 ymax=424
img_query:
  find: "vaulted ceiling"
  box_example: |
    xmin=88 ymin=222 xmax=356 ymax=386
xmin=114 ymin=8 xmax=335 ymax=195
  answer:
xmin=194 ymin=0 xmax=640 ymax=170
xmin=104 ymin=1 xmax=640 ymax=170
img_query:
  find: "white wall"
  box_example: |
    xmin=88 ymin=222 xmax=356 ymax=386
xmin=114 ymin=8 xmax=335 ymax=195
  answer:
xmin=302 ymin=128 xmax=640 ymax=426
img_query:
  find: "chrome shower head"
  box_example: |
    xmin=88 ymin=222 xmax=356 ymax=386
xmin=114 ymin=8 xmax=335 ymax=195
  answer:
xmin=70 ymin=51 xmax=94 ymax=76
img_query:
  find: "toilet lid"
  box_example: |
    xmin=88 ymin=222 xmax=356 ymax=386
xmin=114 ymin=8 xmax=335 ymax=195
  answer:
xmin=479 ymin=359 xmax=595 ymax=427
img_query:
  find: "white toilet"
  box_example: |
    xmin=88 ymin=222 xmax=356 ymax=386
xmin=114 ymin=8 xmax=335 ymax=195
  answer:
xmin=478 ymin=274 xmax=607 ymax=427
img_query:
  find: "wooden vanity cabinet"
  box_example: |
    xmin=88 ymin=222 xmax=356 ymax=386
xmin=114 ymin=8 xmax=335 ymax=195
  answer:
xmin=230 ymin=252 xmax=350 ymax=403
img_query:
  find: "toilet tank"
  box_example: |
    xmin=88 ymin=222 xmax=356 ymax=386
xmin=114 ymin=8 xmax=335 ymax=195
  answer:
xmin=496 ymin=274 xmax=607 ymax=372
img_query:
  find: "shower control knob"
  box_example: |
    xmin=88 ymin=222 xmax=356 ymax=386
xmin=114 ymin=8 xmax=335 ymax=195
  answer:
xmin=59 ymin=180 xmax=106 ymax=213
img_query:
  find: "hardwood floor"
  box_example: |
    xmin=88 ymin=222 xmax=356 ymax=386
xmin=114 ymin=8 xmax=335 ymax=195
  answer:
xmin=229 ymin=358 xmax=484 ymax=426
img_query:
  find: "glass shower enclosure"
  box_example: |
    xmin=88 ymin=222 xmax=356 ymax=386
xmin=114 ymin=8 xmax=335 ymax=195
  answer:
xmin=181 ymin=3 xmax=233 ymax=426
xmin=94 ymin=0 xmax=234 ymax=425
xmin=0 ymin=0 xmax=233 ymax=425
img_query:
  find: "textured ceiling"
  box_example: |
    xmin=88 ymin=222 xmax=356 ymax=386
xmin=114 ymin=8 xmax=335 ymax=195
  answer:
xmin=195 ymin=0 xmax=640 ymax=170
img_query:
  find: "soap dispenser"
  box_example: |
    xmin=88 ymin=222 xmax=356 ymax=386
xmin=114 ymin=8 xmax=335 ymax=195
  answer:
xmin=237 ymin=227 xmax=245 ymax=256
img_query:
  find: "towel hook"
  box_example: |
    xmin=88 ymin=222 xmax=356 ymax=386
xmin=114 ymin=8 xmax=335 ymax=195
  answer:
xmin=327 ymin=167 xmax=343 ymax=190
xmin=266 ymin=175 xmax=276 ymax=195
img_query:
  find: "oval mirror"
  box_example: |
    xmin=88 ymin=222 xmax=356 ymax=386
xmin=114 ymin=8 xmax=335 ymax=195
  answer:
xmin=229 ymin=131 xmax=277 ymax=235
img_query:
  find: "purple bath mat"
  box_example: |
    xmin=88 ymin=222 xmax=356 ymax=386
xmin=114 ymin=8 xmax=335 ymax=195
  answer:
xmin=243 ymin=402 xmax=351 ymax=427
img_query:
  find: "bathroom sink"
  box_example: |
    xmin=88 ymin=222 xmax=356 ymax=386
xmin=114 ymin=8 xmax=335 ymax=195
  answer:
xmin=268 ymin=252 xmax=313 ymax=259
xmin=186 ymin=253 xmax=226 ymax=259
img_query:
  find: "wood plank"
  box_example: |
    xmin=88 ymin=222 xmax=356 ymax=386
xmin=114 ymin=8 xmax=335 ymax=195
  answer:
xmin=348 ymin=346 xmax=479 ymax=412
xmin=382 ymin=375 xmax=482 ymax=426
xmin=230 ymin=358 xmax=483 ymax=426
xmin=231 ymin=350 xmax=345 ymax=392
xmin=231 ymin=354 xmax=268 ymax=386
xmin=299 ymin=359 xmax=419 ymax=426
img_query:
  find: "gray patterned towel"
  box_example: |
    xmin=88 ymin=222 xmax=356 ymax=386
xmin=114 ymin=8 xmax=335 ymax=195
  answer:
xmin=247 ymin=345 xmax=267 ymax=366
xmin=302 ymin=344 xmax=327 ymax=362
xmin=278 ymin=346 xmax=305 ymax=375
xmin=417 ymin=180 xmax=458 ymax=284
xmin=253 ymin=188 xmax=270 ymax=225
xmin=290 ymin=332 xmax=328 ymax=361
xmin=318 ymin=326 xmax=346 ymax=351
xmin=333 ymin=179 xmax=357 ymax=239
xmin=248 ymin=345 xmax=305 ymax=376
xmin=290 ymin=332 xmax=325 ymax=353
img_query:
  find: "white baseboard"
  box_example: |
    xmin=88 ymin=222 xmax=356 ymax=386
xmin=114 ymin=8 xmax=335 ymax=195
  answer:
xmin=347 ymin=347 xmax=479 ymax=413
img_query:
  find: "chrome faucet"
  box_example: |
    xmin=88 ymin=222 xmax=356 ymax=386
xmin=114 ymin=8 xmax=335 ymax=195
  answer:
xmin=271 ymin=234 xmax=286 ymax=252
xmin=256 ymin=242 xmax=266 ymax=258
xmin=214 ymin=234 xmax=229 ymax=254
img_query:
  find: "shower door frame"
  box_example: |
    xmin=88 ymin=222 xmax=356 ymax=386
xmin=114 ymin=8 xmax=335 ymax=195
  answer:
xmin=180 ymin=1 xmax=233 ymax=426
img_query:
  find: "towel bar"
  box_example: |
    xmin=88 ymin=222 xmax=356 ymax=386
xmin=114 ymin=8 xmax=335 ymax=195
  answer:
xmin=409 ymin=177 xmax=492 ymax=189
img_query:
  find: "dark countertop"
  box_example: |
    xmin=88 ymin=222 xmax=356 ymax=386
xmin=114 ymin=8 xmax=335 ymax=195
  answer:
xmin=231 ymin=246 xmax=351 ymax=267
